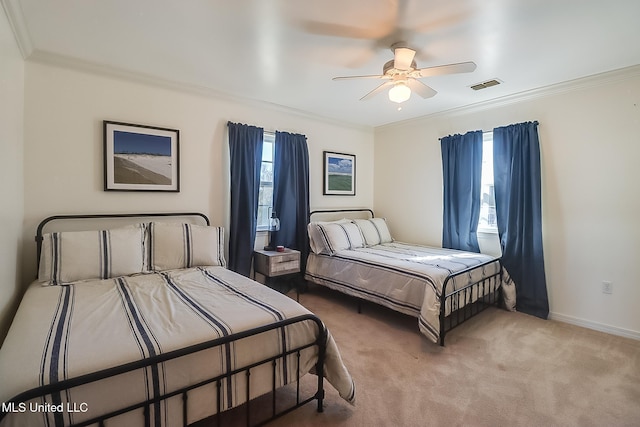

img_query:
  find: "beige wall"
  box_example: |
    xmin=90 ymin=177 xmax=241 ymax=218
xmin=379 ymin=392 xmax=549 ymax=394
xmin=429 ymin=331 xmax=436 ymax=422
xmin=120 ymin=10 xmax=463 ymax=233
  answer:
xmin=0 ymin=7 xmax=24 ymax=344
xmin=374 ymin=67 xmax=640 ymax=338
xmin=18 ymin=60 xmax=373 ymax=303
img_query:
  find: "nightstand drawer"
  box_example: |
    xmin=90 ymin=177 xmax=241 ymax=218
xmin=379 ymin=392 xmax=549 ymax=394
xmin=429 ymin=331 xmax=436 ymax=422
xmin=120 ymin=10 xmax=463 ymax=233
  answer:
xmin=254 ymin=249 xmax=301 ymax=277
xmin=269 ymin=259 xmax=299 ymax=276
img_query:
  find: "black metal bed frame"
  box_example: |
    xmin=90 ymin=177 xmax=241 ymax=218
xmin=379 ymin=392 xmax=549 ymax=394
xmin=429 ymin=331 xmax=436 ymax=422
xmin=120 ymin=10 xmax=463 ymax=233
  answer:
xmin=439 ymin=258 xmax=502 ymax=346
xmin=34 ymin=212 xmax=211 ymax=269
xmin=308 ymin=208 xmax=502 ymax=346
xmin=2 ymin=213 xmax=328 ymax=427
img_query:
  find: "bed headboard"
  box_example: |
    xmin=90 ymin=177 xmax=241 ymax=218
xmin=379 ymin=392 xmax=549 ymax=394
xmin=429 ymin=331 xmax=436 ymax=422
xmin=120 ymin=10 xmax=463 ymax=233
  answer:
xmin=309 ymin=208 xmax=374 ymax=222
xmin=35 ymin=212 xmax=210 ymax=267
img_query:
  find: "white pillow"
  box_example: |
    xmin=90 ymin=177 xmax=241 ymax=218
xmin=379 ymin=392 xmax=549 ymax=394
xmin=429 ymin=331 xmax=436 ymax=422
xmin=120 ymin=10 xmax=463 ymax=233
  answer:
xmin=353 ymin=218 xmax=393 ymax=245
xmin=308 ymin=223 xmax=324 ymax=255
xmin=370 ymin=218 xmax=393 ymax=243
xmin=307 ymin=219 xmax=349 ymax=254
xmin=38 ymin=224 xmax=146 ymax=285
xmin=149 ymin=222 xmax=226 ymax=271
xmin=311 ymin=222 xmax=365 ymax=255
xmin=353 ymin=219 xmax=380 ymax=246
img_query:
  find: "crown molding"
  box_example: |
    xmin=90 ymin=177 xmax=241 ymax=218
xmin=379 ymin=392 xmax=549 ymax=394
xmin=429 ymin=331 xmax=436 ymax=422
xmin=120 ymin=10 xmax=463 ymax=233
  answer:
xmin=8 ymin=0 xmax=635 ymax=134
xmin=25 ymin=49 xmax=373 ymax=133
xmin=1 ymin=0 xmax=33 ymax=58
xmin=376 ymin=64 xmax=640 ymax=131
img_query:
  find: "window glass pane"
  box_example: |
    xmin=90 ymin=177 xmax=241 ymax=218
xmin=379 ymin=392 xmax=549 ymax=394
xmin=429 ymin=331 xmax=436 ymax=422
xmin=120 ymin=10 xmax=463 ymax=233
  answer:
xmin=258 ymin=185 xmax=272 ymax=207
xmin=260 ymin=162 xmax=273 ymax=183
xmin=262 ymin=136 xmax=274 ymax=161
xmin=257 ymin=132 xmax=275 ymax=230
xmin=257 ymin=205 xmax=271 ymax=229
xmin=479 ymin=132 xmax=497 ymax=230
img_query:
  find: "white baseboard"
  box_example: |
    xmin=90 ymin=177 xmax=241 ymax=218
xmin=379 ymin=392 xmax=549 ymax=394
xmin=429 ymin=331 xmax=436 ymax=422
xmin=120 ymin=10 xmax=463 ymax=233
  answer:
xmin=549 ymin=312 xmax=640 ymax=341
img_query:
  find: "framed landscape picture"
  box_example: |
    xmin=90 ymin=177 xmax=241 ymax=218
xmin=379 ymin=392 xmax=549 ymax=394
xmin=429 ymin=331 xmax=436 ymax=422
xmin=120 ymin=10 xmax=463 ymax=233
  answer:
xmin=104 ymin=121 xmax=180 ymax=192
xmin=323 ymin=151 xmax=355 ymax=196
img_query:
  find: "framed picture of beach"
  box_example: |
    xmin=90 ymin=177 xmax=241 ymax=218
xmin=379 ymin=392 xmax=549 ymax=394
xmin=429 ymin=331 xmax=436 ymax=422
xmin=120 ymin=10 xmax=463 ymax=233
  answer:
xmin=103 ymin=121 xmax=180 ymax=192
xmin=323 ymin=151 xmax=355 ymax=196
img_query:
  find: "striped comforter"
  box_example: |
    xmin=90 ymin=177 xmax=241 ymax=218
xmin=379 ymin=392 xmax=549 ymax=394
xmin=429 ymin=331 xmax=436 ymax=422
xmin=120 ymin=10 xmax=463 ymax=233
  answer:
xmin=0 ymin=266 xmax=355 ymax=427
xmin=305 ymin=242 xmax=514 ymax=343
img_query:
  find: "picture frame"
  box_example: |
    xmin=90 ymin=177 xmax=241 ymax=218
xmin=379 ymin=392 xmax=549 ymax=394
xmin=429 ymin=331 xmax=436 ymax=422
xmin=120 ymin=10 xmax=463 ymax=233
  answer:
xmin=323 ymin=151 xmax=356 ymax=196
xmin=103 ymin=121 xmax=180 ymax=192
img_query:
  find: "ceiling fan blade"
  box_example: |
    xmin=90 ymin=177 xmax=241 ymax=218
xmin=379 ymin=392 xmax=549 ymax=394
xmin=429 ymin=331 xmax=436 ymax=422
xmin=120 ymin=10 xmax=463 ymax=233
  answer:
xmin=416 ymin=61 xmax=477 ymax=78
xmin=394 ymin=47 xmax=416 ymax=70
xmin=333 ymin=74 xmax=389 ymax=81
xmin=360 ymin=81 xmax=394 ymax=101
xmin=406 ymin=79 xmax=437 ymax=99
xmin=300 ymin=21 xmax=387 ymax=40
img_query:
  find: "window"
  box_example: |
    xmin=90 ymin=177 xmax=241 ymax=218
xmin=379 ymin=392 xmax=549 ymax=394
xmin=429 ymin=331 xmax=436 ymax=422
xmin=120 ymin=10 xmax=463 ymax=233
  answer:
xmin=478 ymin=132 xmax=497 ymax=232
xmin=257 ymin=132 xmax=275 ymax=231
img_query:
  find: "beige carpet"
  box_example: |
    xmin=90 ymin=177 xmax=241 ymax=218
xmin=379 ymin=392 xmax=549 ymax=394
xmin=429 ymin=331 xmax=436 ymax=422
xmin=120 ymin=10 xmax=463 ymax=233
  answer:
xmin=267 ymin=285 xmax=640 ymax=427
xmin=197 ymin=284 xmax=640 ymax=427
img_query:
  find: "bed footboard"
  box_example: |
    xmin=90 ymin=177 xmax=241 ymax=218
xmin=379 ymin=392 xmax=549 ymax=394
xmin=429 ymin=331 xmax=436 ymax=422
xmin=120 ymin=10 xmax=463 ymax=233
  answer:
xmin=0 ymin=315 xmax=327 ymax=427
xmin=438 ymin=258 xmax=503 ymax=346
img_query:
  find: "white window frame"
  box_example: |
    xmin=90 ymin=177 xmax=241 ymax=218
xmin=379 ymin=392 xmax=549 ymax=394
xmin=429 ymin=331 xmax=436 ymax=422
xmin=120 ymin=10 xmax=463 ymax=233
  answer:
xmin=478 ymin=131 xmax=498 ymax=234
xmin=257 ymin=132 xmax=275 ymax=231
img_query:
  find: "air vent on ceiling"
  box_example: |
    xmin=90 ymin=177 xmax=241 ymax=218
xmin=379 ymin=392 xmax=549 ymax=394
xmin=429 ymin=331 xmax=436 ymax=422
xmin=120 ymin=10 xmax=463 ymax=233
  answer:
xmin=470 ymin=79 xmax=502 ymax=91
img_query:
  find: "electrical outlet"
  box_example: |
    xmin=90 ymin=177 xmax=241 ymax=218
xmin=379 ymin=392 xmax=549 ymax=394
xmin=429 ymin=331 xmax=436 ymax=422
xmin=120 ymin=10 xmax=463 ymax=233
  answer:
xmin=602 ymin=281 xmax=613 ymax=294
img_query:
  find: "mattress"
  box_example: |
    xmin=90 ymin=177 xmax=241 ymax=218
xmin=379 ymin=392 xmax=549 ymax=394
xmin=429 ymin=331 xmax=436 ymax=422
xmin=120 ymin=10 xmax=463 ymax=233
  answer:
xmin=0 ymin=266 xmax=355 ymax=427
xmin=305 ymin=242 xmax=513 ymax=343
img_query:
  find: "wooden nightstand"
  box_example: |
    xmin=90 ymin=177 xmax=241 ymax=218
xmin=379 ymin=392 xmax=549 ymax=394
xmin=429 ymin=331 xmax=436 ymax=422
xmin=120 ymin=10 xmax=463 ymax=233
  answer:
xmin=253 ymin=249 xmax=301 ymax=298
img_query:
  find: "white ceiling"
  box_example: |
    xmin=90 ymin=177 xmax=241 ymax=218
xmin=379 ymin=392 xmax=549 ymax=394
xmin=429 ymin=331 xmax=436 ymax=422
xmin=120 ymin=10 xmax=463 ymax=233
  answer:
xmin=5 ymin=0 xmax=640 ymax=127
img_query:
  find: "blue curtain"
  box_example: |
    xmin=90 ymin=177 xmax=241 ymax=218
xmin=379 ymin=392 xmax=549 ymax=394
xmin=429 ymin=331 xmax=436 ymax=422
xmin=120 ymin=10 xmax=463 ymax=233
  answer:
xmin=272 ymin=131 xmax=310 ymax=270
xmin=441 ymin=130 xmax=483 ymax=252
xmin=493 ymin=121 xmax=549 ymax=319
xmin=227 ymin=122 xmax=263 ymax=276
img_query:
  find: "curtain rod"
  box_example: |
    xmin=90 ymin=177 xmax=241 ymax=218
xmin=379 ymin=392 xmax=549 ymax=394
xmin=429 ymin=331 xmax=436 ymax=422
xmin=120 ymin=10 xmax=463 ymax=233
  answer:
xmin=438 ymin=130 xmax=492 ymax=141
xmin=265 ymin=130 xmax=307 ymax=138
xmin=227 ymin=122 xmax=275 ymax=135
xmin=438 ymin=130 xmax=485 ymax=141
xmin=438 ymin=121 xmax=539 ymax=140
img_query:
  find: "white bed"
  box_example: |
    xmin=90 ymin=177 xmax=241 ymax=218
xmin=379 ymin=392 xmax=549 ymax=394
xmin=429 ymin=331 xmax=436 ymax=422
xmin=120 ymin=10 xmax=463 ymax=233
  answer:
xmin=0 ymin=213 xmax=355 ymax=427
xmin=305 ymin=210 xmax=515 ymax=345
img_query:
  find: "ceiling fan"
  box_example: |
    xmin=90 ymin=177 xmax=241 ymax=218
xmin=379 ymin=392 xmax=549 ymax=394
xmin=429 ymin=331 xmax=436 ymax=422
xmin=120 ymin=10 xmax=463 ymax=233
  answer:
xmin=332 ymin=42 xmax=477 ymax=103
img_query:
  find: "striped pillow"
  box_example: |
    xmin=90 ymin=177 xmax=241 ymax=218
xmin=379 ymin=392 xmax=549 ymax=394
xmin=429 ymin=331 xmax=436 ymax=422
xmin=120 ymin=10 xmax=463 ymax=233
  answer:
xmin=353 ymin=218 xmax=393 ymax=246
xmin=312 ymin=222 xmax=365 ymax=255
xmin=307 ymin=219 xmax=350 ymax=254
xmin=38 ymin=224 xmax=146 ymax=285
xmin=149 ymin=222 xmax=226 ymax=271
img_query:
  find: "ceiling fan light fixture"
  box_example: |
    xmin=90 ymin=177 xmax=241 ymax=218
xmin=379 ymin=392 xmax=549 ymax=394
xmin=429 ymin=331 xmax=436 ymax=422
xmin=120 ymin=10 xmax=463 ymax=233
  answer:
xmin=332 ymin=43 xmax=475 ymax=103
xmin=388 ymin=82 xmax=411 ymax=103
